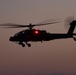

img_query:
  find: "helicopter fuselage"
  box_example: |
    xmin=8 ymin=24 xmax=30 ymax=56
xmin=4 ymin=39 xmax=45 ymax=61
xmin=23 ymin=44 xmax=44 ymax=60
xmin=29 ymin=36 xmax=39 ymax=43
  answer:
xmin=9 ymin=29 xmax=72 ymax=41
xmin=9 ymin=29 xmax=74 ymax=47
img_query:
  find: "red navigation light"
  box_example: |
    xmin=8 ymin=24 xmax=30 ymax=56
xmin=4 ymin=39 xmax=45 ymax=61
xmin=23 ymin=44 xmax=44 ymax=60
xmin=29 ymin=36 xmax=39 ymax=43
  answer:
xmin=34 ymin=30 xmax=39 ymax=34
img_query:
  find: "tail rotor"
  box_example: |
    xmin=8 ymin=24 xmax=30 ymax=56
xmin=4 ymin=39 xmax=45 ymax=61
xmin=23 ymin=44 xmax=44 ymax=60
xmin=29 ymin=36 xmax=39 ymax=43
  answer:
xmin=64 ymin=16 xmax=74 ymax=30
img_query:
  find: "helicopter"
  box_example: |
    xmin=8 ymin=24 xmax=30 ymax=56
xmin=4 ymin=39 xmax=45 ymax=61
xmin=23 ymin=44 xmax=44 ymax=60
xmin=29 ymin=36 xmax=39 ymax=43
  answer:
xmin=0 ymin=18 xmax=76 ymax=47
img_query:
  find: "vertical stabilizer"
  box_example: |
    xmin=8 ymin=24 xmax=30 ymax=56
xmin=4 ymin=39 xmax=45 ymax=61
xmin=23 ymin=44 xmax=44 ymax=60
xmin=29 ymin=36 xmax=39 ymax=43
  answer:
xmin=67 ymin=20 xmax=76 ymax=34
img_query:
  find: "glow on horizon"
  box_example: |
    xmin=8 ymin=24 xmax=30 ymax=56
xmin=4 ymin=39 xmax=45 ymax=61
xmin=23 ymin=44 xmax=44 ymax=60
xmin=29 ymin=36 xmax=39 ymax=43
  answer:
xmin=0 ymin=0 xmax=76 ymax=75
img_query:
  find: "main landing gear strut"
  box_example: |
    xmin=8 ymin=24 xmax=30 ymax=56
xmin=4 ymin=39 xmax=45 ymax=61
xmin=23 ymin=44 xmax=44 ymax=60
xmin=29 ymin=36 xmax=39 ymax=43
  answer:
xmin=19 ymin=42 xmax=31 ymax=47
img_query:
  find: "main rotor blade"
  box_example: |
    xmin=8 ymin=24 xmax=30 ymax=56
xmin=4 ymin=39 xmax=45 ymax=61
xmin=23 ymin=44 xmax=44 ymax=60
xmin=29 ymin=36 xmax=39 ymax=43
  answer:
xmin=37 ymin=18 xmax=61 ymax=24
xmin=0 ymin=21 xmax=61 ymax=28
xmin=0 ymin=23 xmax=24 ymax=26
xmin=34 ymin=21 xmax=61 ymax=26
xmin=0 ymin=23 xmax=30 ymax=28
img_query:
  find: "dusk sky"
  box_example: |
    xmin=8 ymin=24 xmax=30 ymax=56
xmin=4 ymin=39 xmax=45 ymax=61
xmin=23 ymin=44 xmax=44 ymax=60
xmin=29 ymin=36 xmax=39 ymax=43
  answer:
xmin=0 ymin=0 xmax=76 ymax=75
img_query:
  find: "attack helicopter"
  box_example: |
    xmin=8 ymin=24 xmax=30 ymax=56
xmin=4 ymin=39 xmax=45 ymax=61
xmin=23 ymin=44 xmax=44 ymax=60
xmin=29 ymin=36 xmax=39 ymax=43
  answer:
xmin=0 ymin=18 xmax=76 ymax=47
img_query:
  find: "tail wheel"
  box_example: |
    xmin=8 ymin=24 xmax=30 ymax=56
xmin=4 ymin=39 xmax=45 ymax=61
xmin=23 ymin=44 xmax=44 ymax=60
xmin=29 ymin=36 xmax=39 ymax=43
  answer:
xmin=73 ymin=37 xmax=76 ymax=41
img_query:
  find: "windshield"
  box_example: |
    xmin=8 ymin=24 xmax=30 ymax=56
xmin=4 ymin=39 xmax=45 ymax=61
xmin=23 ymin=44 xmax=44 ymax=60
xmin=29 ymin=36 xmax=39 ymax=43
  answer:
xmin=14 ymin=30 xmax=25 ymax=36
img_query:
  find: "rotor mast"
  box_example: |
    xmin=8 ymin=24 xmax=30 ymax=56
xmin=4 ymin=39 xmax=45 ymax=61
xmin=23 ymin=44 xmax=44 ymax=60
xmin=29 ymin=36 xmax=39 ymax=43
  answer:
xmin=29 ymin=23 xmax=34 ymax=30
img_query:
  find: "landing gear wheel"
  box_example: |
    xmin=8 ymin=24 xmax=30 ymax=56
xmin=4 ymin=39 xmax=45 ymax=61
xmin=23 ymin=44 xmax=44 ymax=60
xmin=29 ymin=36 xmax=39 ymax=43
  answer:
xmin=73 ymin=37 xmax=76 ymax=41
xmin=28 ymin=44 xmax=31 ymax=47
xmin=22 ymin=44 xmax=25 ymax=47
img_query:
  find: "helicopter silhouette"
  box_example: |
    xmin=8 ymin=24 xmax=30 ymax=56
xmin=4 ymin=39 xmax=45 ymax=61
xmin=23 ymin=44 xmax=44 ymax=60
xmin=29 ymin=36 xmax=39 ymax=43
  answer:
xmin=0 ymin=18 xmax=76 ymax=47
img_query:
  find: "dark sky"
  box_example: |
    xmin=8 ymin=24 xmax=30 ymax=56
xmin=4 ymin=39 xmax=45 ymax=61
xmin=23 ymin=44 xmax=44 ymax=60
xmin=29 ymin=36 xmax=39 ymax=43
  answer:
xmin=0 ymin=0 xmax=76 ymax=75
